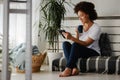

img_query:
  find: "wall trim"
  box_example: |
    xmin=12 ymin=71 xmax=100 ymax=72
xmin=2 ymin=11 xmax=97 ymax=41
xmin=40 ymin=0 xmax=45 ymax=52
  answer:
xmin=65 ymin=16 xmax=120 ymax=20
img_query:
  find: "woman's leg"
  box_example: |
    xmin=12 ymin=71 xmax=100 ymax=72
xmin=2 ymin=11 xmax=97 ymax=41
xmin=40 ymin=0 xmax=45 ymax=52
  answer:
xmin=60 ymin=42 xmax=99 ymax=77
xmin=66 ymin=42 xmax=99 ymax=76
xmin=66 ymin=42 xmax=99 ymax=69
xmin=62 ymin=41 xmax=72 ymax=63
xmin=59 ymin=41 xmax=72 ymax=77
xmin=66 ymin=42 xmax=80 ymax=69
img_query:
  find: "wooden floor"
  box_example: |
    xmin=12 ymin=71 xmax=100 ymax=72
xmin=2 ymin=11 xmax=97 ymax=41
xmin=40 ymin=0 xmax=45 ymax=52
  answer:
xmin=10 ymin=64 xmax=120 ymax=80
xmin=11 ymin=71 xmax=120 ymax=80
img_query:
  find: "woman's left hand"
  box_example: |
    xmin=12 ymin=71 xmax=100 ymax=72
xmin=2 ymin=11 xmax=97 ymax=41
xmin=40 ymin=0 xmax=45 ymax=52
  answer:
xmin=75 ymin=27 xmax=79 ymax=33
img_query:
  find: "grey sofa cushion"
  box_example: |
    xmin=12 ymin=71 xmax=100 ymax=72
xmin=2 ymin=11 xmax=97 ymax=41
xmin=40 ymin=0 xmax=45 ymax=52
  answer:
xmin=52 ymin=56 xmax=120 ymax=74
xmin=99 ymin=33 xmax=112 ymax=56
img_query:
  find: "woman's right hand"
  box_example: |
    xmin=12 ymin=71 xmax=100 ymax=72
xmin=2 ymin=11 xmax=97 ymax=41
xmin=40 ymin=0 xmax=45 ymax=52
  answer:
xmin=62 ymin=32 xmax=72 ymax=40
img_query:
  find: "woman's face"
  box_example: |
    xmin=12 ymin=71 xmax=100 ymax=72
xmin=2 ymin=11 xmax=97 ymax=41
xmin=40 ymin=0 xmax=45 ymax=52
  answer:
xmin=77 ymin=11 xmax=89 ymax=24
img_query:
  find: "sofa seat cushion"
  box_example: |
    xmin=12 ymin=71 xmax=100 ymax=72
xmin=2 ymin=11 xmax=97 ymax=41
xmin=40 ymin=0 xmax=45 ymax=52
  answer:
xmin=52 ymin=56 xmax=120 ymax=74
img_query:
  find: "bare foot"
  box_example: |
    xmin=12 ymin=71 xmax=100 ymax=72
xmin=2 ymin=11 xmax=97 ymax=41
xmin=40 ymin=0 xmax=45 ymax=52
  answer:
xmin=72 ymin=68 xmax=79 ymax=76
xmin=59 ymin=68 xmax=72 ymax=77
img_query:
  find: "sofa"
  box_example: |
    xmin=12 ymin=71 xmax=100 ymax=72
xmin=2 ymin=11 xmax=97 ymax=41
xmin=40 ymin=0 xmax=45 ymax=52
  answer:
xmin=51 ymin=33 xmax=120 ymax=74
xmin=52 ymin=56 xmax=120 ymax=74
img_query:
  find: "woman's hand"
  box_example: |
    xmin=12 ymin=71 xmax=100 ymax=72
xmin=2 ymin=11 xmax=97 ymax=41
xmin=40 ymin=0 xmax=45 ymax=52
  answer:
xmin=75 ymin=27 xmax=79 ymax=39
xmin=62 ymin=32 xmax=72 ymax=40
xmin=75 ymin=27 xmax=79 ymax=33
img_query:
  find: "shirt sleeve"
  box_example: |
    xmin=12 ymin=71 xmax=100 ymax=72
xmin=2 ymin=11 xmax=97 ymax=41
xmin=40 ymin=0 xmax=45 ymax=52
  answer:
xmin=88 ymin=26 xmax=101 ymax=40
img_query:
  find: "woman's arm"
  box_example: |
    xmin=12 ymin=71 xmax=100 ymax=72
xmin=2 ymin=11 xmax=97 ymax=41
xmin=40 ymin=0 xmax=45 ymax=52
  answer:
xmin=62 ymin=32 xmax=94 ymax=46
xmin=70 ymin=36 xmax=94 ymax=46
xmin=75 ymin=27 xmax=79 ymax=39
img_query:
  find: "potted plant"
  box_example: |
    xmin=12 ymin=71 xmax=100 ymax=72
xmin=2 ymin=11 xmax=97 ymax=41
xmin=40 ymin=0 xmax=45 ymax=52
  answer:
xmin=39 ymin=0 xmax=71 ymax=71
xmin=40 ymin=0 xmax=70 ymax=52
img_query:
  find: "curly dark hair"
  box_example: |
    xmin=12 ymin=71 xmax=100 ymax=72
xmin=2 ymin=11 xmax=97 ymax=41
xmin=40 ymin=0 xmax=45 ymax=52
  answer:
xmin=74 ymin=1 xmax=98 ymax=21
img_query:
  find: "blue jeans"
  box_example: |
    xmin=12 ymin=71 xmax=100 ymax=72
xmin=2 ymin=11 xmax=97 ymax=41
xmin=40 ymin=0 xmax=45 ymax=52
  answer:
xmin=63 ymin=41 xmax=99 ymax=69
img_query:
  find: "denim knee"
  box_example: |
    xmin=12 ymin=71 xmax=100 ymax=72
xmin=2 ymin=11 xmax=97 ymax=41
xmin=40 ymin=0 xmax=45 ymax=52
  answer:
xmin=72 ymin=42 xmax=79 ymax=47
xmin=62 ymin=41 xmax=71 ymax=47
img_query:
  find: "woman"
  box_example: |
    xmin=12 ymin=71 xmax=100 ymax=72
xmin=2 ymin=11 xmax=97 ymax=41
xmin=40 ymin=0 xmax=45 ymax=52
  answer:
xmin=59 ymin=1 xmax=101 ymax=77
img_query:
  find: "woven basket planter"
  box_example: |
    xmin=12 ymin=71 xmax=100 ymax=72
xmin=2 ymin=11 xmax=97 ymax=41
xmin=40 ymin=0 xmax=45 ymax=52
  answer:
xmin=16 ymin=52 xmax=47 ymax=73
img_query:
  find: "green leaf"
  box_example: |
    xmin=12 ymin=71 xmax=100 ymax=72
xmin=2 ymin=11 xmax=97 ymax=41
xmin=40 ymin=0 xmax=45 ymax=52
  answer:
xmin=39 ymin=0 xmax=72 ymax=52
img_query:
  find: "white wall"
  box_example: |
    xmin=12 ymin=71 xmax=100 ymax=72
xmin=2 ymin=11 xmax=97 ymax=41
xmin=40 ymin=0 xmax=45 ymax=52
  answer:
xmin=0 ymin=0 xmax=3 ymax=4
xmin=34 ymin=0 xmax=47 ymax=52
xmin=65 ymin=0 xmax=120 ymax=17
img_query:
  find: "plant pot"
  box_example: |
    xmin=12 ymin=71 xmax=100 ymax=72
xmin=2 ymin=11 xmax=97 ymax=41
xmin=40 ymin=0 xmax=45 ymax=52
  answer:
xmin=47 ymin=52 xmax=63 ymax=71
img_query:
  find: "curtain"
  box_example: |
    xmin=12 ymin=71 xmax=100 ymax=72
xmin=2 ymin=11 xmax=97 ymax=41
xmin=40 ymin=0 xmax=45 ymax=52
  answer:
xmin=0 ymin=0 xmax=40 ymax=49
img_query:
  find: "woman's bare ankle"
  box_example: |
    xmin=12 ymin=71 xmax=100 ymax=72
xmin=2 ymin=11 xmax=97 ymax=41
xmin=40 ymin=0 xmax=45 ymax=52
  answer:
xmin=59 ymin=67 xmax=72 ymax=77
xmin=72 ymin=68 xmax=79 ymax=75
